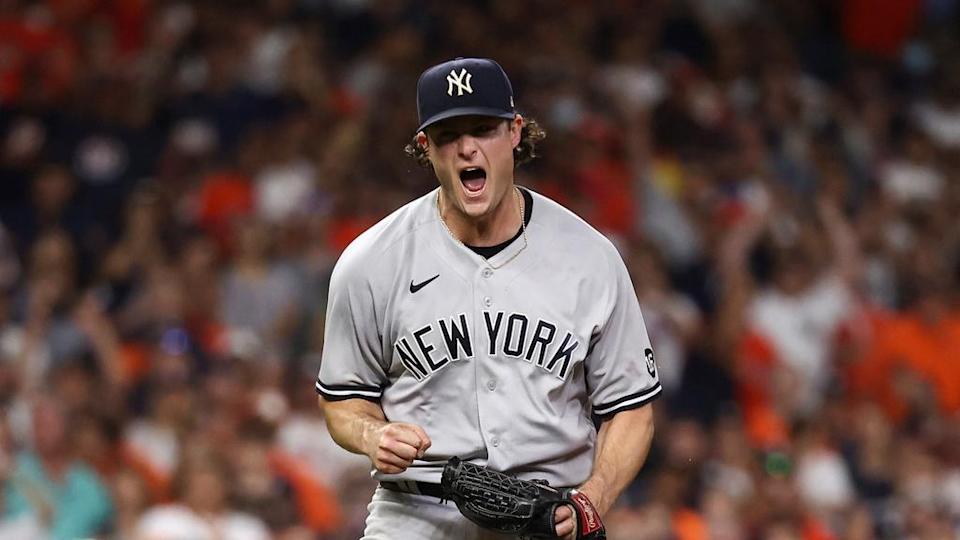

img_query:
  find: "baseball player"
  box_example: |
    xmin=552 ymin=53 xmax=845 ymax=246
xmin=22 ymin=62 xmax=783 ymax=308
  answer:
xmin=316 ymin=57 xmax=660 ymax=539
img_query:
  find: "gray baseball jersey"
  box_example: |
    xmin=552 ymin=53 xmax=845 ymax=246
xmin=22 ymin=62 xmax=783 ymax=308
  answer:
xmin=316 ymin=187 xmax=661 ymax=487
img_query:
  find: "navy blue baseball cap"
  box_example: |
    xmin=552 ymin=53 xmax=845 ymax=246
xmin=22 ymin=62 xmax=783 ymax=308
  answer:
xmin=416 ymin=57 xmax=516 ymax=133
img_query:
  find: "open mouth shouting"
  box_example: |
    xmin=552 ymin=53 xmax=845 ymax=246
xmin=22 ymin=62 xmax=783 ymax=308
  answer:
xmin=459 ymin=166 xmax=487 ymax=196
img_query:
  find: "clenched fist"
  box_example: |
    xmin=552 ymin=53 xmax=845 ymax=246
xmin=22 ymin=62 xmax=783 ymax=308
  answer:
xmin=366 ymin=422 xmax=432 ymax=474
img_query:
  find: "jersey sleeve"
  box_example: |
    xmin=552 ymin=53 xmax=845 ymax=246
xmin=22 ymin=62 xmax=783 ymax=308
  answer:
xmin=585 ymin=246 xmax=662 ymax=419
xmin=315 ymin=250 xmax=389 ymax=402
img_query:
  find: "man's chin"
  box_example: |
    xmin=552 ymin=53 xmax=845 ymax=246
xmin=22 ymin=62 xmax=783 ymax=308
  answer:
xmin=450 ymin=186 xmax=491 ymax=216
xmin=460 ymin=199 xmax=493 ymax=219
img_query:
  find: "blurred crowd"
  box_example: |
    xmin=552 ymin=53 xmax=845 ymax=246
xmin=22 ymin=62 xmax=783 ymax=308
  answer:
xmin=1 ymin=0 xmax=959 ymax=539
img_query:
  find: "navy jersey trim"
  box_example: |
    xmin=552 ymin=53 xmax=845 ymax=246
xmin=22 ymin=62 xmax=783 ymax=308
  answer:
xmin=585 ymin=331 xmax=601 ymax=357
xmin=315 ymin=378 xmax=382 ymax=401
xmin=593 ymin=383 xmax=662 ymax=417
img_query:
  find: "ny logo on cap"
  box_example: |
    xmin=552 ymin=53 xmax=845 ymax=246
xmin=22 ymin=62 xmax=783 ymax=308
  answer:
xmin=447 ymin=68 xmax=473 ymax=96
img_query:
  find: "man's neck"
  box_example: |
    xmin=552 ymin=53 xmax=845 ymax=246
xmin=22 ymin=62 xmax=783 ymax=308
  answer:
xmin=439 ymin=186 xmax=522 ymax=247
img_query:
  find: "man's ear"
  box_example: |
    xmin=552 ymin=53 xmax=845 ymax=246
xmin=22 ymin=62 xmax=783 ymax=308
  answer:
xmin=510 ymin=114 xmax=523 ymax=149
xmin=416 ymin=131 xmax=429 ymax=150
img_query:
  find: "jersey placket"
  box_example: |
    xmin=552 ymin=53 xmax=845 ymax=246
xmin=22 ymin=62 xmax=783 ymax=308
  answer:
xmin=474 ymin=263 xmax=505 ymax=461
xmin=431 ymin=192 xmax=536 ymax=468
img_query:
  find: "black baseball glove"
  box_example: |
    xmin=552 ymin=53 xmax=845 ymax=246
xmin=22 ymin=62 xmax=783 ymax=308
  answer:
xmin=440 ymin=457 xmax=605 ymax=539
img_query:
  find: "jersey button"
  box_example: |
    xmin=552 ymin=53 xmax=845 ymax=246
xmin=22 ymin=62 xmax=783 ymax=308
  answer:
xmin=487 ymin=380 xmax=496 ymax=391
xmin=482 ymin=296 xmax=492 ymax=307
xmin=481 ymin=268 xmax=493 ymax=278
xmin=491 ymin=437 xmax=500 ymax=447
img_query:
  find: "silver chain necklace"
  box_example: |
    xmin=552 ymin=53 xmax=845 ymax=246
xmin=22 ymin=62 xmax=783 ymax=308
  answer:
xmin=437 ymin=187 xmax=528 ymax=270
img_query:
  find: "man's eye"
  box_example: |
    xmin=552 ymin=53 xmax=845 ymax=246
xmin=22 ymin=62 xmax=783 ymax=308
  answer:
xmin=475 ymin=125 xmax=496 ymax=136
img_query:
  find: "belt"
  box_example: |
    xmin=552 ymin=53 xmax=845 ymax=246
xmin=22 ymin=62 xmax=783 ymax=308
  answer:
xmin=380 ymin=480 xmax=446 ymax=499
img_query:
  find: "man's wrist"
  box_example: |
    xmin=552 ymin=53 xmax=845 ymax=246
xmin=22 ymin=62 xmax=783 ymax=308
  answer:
xmin=355 ymin=415 xmax=388 ymax=459
xmin=576 ymin=482 xmax=610 ymax=516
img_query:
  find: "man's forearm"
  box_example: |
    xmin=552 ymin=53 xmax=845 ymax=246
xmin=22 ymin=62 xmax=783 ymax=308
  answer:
xmin=579 ymin=403 xmax=655 ymax=515
xmin=319 ymin=396 xmax=388 ymax=456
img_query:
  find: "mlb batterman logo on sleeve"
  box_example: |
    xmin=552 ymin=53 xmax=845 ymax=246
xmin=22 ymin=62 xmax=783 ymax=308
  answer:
xmin=416 ymin=57 xmax=517 ymax=133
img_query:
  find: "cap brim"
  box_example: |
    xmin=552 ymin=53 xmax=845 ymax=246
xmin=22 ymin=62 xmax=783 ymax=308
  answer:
xmin=417 ymin=107 xmax=516 ymax=133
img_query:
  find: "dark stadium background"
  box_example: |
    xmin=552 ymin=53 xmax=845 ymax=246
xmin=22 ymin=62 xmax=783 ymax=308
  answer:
xmin=1 ymin=0 xmax=959 ymax=538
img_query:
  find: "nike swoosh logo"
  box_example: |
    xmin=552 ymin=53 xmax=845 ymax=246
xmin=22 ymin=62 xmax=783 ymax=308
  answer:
xmin=409 ymin=274 xmax=440 ymax=293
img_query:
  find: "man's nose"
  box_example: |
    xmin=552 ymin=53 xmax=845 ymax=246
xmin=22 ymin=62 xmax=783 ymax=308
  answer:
xmin=457 ymin=135 xmax=478 ymax=158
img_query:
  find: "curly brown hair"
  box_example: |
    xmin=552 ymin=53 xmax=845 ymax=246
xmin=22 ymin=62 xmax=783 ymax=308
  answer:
xmin=404 ymin=117 xmax=546 ymax=169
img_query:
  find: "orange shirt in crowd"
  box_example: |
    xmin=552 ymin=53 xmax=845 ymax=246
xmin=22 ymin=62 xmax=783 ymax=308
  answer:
xmin=847 ymin=310 xmax=960 ymax=420
xmin=268 ymin=450 xmax=342 ymax=533
xmin=195 ymin=171 xmax=255 ymax=251
xmin=802 ymin=516 xmax=837 ymax=540
xmin=735 ymin=331 xmax=790 ymax=449
xmin=673 ymin=508 xmax=707 ymax=540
